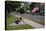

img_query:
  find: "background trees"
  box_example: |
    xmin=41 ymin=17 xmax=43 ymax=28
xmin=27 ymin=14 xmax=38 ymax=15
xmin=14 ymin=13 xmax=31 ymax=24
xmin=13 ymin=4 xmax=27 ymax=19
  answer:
xmin=5 ymin=1 xmax=45 ymax=16
xmin=5 ymin=1 xmax=21 ymax=14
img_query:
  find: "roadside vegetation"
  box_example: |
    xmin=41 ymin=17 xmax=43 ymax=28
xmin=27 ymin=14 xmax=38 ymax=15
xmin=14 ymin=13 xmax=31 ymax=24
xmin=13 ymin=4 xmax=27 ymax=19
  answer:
xmin=6 ymin=16 xmax=32 ymax=30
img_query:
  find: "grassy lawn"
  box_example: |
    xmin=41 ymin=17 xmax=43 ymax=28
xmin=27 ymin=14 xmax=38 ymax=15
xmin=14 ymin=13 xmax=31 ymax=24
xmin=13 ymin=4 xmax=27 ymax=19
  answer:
xmin=6 ymin=15 xmax=32 ymax=30
xmin=7 ymin=24 xmax=32 ymax=30
xmin=7 ymin=16 xmax=16 ymax=24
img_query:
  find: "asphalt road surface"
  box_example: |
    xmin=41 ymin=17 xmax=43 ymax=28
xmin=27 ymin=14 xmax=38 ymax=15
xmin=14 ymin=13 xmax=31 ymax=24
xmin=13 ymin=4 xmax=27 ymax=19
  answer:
xmin=15 ymin=14 xmax=44 ymax=29
xmin=14 ymin=14 xmax=44 ymax=25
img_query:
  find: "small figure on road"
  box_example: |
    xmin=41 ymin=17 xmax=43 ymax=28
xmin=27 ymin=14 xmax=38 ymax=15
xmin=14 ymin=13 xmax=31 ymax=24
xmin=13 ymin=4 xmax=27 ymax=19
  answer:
xmin=15 ymin=17 xmax=22 ymax=24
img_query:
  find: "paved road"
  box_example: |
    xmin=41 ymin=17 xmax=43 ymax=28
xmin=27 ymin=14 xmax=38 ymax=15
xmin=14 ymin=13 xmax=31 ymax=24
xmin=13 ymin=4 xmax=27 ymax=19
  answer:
xmin=10 ymin=12 xmax=44 ymax=25
xmin=23 ymin=18 xmax=44 ymax=29
xmin=15 ymin=14 xmax=44 ymax=20
xmin=14 ymin=14 xmax=44 ymax=25
xmin=15 ymin=15 xmax=44 ymax=29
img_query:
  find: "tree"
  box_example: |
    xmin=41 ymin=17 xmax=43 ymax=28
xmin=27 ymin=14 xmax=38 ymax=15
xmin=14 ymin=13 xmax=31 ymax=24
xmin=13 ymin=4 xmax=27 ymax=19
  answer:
xmin=5 ymin=1 xmax=21 ymax=13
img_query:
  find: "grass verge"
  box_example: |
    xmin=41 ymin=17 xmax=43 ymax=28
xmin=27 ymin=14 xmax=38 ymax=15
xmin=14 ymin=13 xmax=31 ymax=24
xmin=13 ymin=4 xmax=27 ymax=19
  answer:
xmin=6 ymin=16 xmax=32 ymax=30
xmin=7 ymin=24 xmax=32 ymax=30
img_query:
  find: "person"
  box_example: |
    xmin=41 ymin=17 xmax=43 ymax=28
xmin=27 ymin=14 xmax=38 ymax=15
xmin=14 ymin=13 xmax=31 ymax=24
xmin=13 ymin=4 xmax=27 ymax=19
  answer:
xmin=19 ymin=17 xmax=24 ymax=24
xmin=19 ymin=17 xmax=22 ymax=21
xmin=15 ymin=17 xmax=22 ymax=24
xmin=15 ymin=19 xmax=20 ymax=24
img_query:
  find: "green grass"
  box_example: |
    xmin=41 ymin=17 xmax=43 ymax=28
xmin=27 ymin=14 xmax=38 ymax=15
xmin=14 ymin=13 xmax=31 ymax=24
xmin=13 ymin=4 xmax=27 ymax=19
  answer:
xmin=6 ymin=16 xmax=32 ymax=30
xmin=7 ymin=24 xmax=32 ymax=30
xmin=7 ymin=16 xmax=16 ymax=24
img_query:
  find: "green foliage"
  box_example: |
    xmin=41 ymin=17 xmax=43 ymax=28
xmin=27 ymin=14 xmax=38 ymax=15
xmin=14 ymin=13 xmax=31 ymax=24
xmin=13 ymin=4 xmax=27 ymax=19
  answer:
xmin=20 ymin=8 xmax=25 ymax=14
xmin=5 ymin=1 xmax=21 ymax=13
